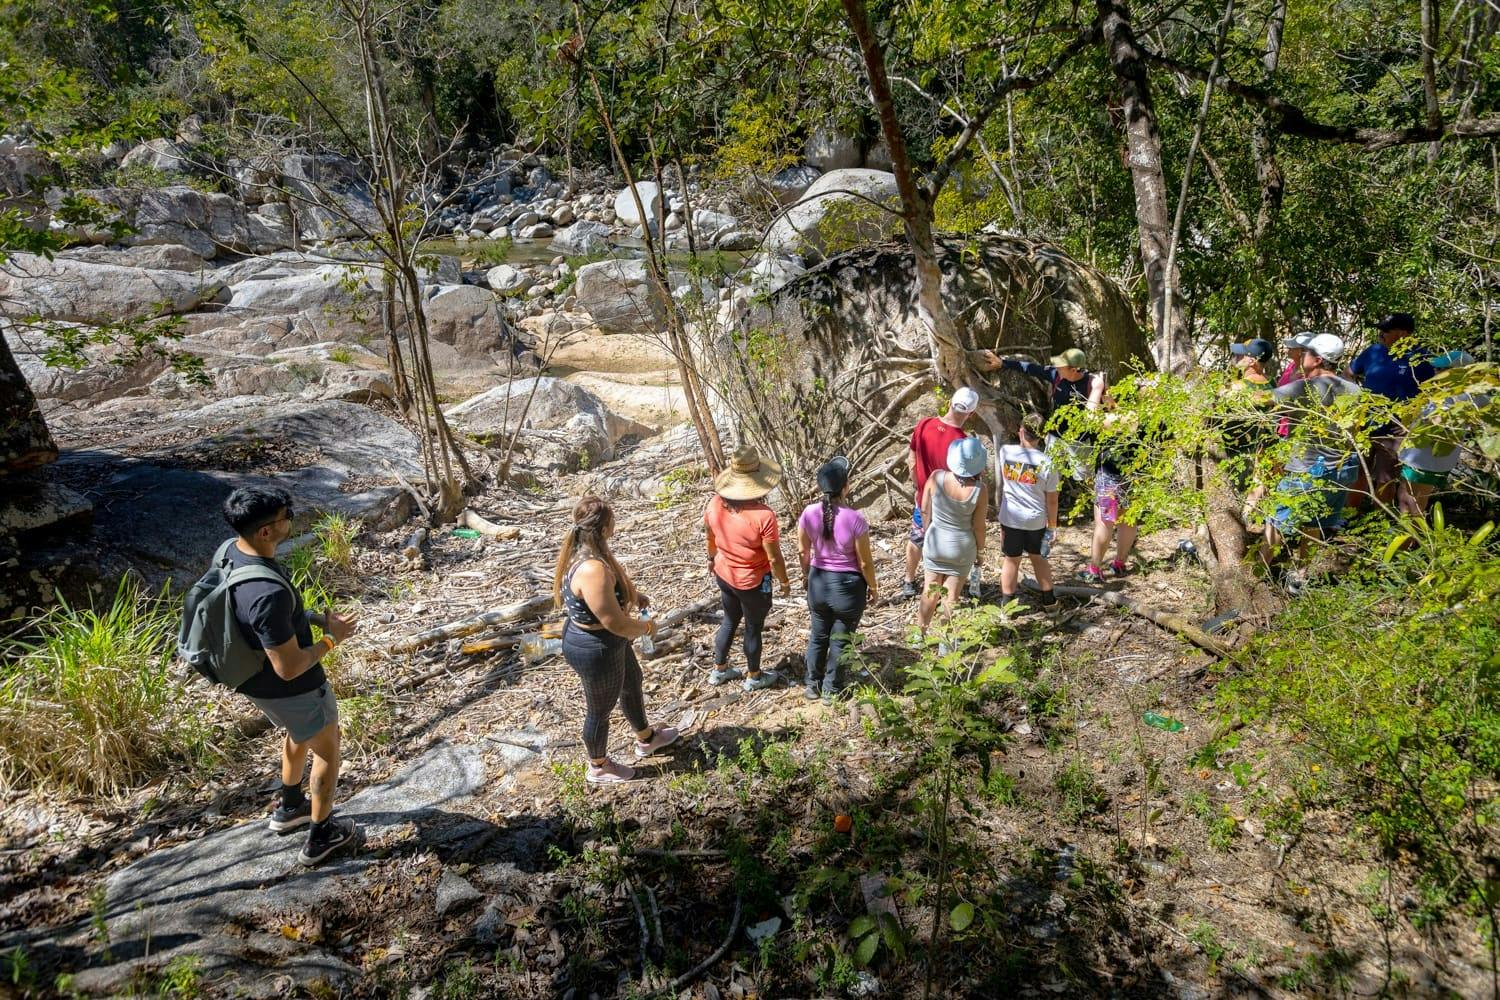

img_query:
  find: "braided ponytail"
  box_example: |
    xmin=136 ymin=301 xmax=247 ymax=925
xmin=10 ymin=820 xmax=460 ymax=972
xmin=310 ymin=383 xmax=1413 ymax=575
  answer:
xmin=821 ymin=492 xmax=836 ymax=540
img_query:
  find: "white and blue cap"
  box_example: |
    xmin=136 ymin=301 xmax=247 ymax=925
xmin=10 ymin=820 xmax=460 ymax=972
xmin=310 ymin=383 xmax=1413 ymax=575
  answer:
xmin=946 ymin=436 xmax=988 ymax=478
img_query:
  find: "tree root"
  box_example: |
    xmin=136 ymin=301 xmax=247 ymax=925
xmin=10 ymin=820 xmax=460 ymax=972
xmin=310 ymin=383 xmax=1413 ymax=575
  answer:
xmin=1044 ymin=583 xmax=1234 ymax=658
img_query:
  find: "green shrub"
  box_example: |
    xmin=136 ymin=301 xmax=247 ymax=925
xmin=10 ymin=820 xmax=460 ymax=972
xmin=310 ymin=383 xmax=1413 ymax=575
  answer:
xmin=1223 ymin=514 xmax=1500 ymax=926
xmin=471 ymin=238 xmax=513 ymax=267
xmin=0 ymin=581 xmax=223 ymax=794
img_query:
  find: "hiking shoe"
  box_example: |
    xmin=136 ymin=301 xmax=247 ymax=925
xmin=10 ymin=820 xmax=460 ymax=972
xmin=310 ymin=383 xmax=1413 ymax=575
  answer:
xmin=899 ymin=580 xmax=920 ymax=600
xmin=268 ymin=799 xmax=312 ymax=835
xmin=1077 ymin=565 xmax=1105 ymax=585
xmin=743 ymin=670 xmax=779 ymax=692
xmin=1109 ymin=559 xmax=1129 ymax=578
xmin=634 ymin=726 xmax=679 ymax=759
xmin=708 ymin=666 xmax=743 ymax=686
xmin=298 ymin=817 xmax=361 ymax=867
xmin=803 ymin=686 xmax=821 ymax=701
xmin=586 ymin=760 xmax=636 ymax=784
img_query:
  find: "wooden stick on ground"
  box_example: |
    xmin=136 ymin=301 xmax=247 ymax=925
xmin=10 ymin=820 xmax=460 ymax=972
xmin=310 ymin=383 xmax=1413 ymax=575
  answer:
xmin=1037 ymin=582 xmax=1234 ymax=659
xmin=388 ymin=595 xmax=554 ymax=654
xmin=460 ymin=508 xmax=521 ymax=540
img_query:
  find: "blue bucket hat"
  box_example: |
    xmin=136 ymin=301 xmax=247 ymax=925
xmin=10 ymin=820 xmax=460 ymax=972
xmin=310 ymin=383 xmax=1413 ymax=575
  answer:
xmin=946 ymin=436 xmax=988 ymax=478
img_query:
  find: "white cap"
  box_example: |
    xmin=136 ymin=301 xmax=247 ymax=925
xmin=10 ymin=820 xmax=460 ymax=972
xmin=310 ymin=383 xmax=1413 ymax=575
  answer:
xmin=1306 ymin=332 xmax=1345 ymax=364
xmin=950 ymin=387 xmax=980 ymax=413
xmin=1280 ymin=331 xmax=1317 ymax=350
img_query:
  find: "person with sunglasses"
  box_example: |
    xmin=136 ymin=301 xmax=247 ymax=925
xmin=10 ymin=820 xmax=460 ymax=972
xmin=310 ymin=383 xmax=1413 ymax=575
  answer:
xmin=220 ymin=484 xmax=360 ymax=866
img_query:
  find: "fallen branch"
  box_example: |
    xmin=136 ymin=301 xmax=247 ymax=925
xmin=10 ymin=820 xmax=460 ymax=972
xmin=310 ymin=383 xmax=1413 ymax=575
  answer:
xmin=460 ymin=631 xmax=540 ymax=655
xmin=1038 ymin=582 xmax=1233 ymax=658
xmin=460 ymin=508 xmax=521 ymax=540
xmin=649 ymin=891 xmax=741 ymax=998
xmin=388 ymin=595 xmax=554 ymax=654
xmin=402 ymin=526 xmax=428 ymax=563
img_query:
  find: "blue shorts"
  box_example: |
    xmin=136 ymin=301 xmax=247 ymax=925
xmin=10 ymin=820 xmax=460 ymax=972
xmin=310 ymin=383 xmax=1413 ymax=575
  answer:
xmin=1270 ymin=462 xmax=1356 ymax=537
xmin=909 ymin=505 xmax=924 ymax=546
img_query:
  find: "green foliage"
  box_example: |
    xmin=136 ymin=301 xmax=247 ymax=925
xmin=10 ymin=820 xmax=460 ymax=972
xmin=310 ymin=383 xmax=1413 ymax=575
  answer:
xmin=1223 ymin=512 xmax=1500 ymax=925
xmin=470 ymin=239 xmax=514 ymax=268
xmin=0 ymin=581 xmax=225 ymax=795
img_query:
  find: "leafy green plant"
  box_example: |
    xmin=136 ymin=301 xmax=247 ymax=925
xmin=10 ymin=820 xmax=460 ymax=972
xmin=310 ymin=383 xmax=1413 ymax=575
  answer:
xmin=0 ymin=582 xmax=223 ymax=794
xmin=856 ymin=604 xmax=1015 ymax=995
xmin=327 ymin=346 xmax=355 ymax=364
xmin=471 ymin=238 xmax=513 ymax=267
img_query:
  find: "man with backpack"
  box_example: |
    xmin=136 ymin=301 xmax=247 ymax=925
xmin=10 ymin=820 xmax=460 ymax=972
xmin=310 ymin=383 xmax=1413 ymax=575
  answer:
xmin=189 ymin=485 xmax=360 ymax=865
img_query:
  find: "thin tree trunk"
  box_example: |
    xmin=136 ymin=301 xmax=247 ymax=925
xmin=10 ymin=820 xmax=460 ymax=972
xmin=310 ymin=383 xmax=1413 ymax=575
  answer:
xmin=840 ymin=0 xmax=971 ymax=390
xmin=1099 ymin=0 xmax=1188 ymax=371
xmin=1420 ymin=0 xmax=1443 ymax=164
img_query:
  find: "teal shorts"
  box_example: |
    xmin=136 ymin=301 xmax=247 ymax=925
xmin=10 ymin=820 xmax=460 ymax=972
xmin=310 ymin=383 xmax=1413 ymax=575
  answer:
xmin=1400 ymin=465 xmax=1449 ymax=488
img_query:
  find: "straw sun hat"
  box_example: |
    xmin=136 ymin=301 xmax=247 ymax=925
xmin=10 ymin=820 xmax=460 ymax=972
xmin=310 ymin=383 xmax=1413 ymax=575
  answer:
xmin=714 ymin=444 xmax=783 ymax=501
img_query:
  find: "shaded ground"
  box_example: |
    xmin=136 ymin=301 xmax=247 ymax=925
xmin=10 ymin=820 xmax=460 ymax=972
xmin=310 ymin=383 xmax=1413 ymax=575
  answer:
xmin=0 ymin=470 xmax=1491 ymax=998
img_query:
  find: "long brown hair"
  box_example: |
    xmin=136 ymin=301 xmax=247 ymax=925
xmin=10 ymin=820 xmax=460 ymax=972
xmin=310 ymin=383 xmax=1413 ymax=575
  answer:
xmin=552 ymin=495 xmax=621 ymax=607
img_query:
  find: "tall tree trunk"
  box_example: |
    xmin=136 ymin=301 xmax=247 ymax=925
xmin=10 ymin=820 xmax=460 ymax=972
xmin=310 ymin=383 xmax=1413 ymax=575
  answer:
xmin=1099 ymin=0 xmax=1188 ymax=372
xmin=841 ymin=0 xmax=971 ymax=391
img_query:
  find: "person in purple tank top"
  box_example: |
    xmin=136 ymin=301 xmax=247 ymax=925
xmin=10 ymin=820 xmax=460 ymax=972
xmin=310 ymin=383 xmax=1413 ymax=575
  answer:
xmin=797 ymin=457 xmax=879 ymax=701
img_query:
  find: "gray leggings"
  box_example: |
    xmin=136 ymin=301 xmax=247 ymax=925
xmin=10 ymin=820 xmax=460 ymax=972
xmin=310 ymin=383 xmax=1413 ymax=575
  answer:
xmin=562 ymin=621 xmax=647 ymax=759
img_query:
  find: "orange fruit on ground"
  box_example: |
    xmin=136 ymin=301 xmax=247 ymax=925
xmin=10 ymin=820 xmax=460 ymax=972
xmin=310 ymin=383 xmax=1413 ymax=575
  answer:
xmin=834 ymin=814 xmax=853 ymax=833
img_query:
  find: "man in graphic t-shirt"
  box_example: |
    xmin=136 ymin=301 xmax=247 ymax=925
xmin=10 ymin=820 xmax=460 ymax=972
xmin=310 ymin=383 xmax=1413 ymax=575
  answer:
xmin=220 ymin=485 xmax=360 ymax=866
xmin=902 ymin=387 xmax=977 ymax=599
xmin=997 ymin=413 xmax=1060 ymax=608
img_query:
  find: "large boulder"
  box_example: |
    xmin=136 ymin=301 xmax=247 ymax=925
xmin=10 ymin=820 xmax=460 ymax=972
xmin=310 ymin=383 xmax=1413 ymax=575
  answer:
xmin=48 ymin=186 xmax=295 ymax=258
xmin=120 ymin=138 xmax=190 ymax=175
xmin=763 ymin=168 xmax=901 ymax=261
xmin=613 ymin=182 xmax=663 ymax=228
xmin=280 ymin=154 xmax=381 ymax=242
xmin=0 ymin=137 xmax=56 ymax=196
xmin=0 ymin=335 xmax=55 ymax=473
xmin=485 ymin=264 xmax=531 ymax=295
xmin=446 ymin=377 xmax=650 ymax=471
xmin=717 ymin=233 xmax=1148 ymax=504
xmin=805 ymin=129 xmax=862 ymax=173
xmin=60 ymin=243 xmax=210 ymax=272
xmin=573 ymin=259 xmax=714 ymax=336
xmin=0 ymin=252 xmax=227 ymax=324
xmin=223 ymin=259 xmax=380 ymax=326
xmin=550 ymin=220 xmax=612 ymax=256
xmin=419 ymin=284 xmax=516 ymax=364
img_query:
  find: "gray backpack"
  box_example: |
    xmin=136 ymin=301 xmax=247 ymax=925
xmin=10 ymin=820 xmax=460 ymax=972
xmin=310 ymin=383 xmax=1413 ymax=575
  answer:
xmin=178 ymin=539 xmax=290 ymax=688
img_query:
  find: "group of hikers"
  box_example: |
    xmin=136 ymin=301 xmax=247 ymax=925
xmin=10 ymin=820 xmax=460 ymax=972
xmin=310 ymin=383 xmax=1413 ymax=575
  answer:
xmin=203 ymin=314 xmax=1486 ymax=863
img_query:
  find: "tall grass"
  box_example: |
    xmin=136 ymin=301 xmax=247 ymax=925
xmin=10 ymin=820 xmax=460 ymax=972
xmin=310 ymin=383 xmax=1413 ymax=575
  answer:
xmin=0 ymin=581 xmax=223 ymax=796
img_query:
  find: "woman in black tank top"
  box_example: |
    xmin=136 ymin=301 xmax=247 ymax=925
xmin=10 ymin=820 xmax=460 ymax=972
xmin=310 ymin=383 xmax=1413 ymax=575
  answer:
xmin=551 ymin=496 xmax=678 ymax=784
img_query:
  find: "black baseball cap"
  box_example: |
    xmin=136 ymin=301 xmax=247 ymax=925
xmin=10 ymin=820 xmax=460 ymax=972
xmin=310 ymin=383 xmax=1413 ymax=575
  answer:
xmin=1375 ymin=312 xmax=1416 ymax=333
xmin=1230 ymin=338 xmax=1273 ymax=362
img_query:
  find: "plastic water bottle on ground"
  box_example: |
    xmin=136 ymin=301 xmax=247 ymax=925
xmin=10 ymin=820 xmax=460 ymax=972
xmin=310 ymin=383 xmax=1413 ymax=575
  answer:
xmin=521 ymin=637 xmax=563 ymax=663
xmin=1142 ymin=711 xmax=1185 ymax=732
xmin=636 ymin=610 xmax=655 ymax=655
xmin=968 ymin=564 xmax=982 ymax=597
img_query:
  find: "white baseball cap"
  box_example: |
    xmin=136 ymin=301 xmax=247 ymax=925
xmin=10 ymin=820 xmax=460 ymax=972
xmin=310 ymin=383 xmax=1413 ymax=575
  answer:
xmin=1280 ymin=331 xmax=1317 ymax=350
xmin=1306 ymin=332 xmax=1345 ymax=364
xmin=950 ymin=387 xmax=980 ymax=413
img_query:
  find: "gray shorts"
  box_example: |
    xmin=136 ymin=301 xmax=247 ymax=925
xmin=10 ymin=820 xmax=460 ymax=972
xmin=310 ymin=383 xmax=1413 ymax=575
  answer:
xmin=248 ymin=684 xmax=339 ymax=744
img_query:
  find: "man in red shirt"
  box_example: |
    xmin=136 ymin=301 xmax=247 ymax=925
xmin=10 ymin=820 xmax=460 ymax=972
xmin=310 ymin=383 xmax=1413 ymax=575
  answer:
xmin=902 ymin=387 xmax=978 ymax=598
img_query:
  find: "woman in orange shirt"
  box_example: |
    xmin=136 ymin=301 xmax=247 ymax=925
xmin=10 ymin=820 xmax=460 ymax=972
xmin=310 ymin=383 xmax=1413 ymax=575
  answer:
xmin=703 ymin=445 xmax=792 ymax=691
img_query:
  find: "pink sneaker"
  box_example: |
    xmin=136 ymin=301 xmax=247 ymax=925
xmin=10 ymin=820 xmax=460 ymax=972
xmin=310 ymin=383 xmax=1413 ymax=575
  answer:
xmin=1109 ymin=559 xmax=1129 ymax=578
xmin=634 ymin=726 xmax=679 ymax=759
xmin=585 ymin=760 xmax=635 ymax=784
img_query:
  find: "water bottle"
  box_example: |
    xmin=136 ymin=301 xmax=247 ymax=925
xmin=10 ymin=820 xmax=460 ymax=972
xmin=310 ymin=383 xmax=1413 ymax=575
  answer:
xmin=636 ymin=610 xmax=655 ymax=655
xmin=520 ymin=637 xmax=563 ymax=663
xmin=968 ymin=564 xmax=982 ymax=597
xmin=1041 ymin=529 xmax=1055 ymax=558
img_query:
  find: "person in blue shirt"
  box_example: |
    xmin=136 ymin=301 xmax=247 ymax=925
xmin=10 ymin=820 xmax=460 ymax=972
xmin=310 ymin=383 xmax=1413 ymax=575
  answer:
xmin=1348 ymin=313 xmax=1436 ymax=504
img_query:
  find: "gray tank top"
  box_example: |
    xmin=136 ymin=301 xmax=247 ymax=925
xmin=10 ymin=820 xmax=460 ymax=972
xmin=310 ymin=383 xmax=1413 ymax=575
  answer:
xmin=930 ymin=470 xmax=981 ymax=533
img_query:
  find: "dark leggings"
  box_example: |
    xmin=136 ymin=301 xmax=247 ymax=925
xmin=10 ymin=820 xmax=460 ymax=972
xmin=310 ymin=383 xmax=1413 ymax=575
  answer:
xmin=805 ymin=568 xmax=868 ymax=695
xmin=714 ymin=573 xmax=773 ymax=674
xmin=562 ymin=621 xmax=647 ymax=759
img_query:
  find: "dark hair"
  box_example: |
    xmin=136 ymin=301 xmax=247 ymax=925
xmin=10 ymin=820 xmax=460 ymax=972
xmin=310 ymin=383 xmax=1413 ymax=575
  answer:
xmin=223 ymin=485 xmax=292 ymax=537
xmin=552 ymin=495 xmax=621 ymax=607
xmin=820 ymin=493 xmax=837 ymax=539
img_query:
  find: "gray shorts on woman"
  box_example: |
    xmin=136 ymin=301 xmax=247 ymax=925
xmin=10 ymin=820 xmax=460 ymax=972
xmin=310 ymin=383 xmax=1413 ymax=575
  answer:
xmin=248 ymin=684 xmax=339 ymax=743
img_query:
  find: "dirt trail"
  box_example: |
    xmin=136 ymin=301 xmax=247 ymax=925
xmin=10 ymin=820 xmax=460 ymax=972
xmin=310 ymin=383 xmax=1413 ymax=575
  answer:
xmin=1 ymin=480 xmax=1489 ymax=997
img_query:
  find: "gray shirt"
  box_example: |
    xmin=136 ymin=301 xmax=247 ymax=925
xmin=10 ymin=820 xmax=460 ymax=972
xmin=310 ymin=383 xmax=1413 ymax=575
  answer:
xmin=1272 ymin=373 xmax=1362 ymax=473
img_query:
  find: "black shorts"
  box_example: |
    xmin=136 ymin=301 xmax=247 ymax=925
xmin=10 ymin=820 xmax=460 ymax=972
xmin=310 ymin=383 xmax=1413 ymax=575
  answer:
xmin=1002 ymin=527 xmax=1045 ymax=557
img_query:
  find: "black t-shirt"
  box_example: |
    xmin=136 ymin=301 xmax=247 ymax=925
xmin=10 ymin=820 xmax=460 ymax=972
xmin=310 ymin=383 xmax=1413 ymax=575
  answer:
xmin=222 ymin=541 xmax=326 ymax=698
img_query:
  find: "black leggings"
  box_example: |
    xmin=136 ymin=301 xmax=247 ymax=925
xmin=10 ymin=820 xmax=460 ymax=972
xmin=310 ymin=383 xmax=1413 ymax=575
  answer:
xmin=805 ymin=568 xmax=868 ymax=695
xmin=562 ymin=621 xmax=647 ymax=759
xmin=714 ymin=573 xmax=773 ymax=674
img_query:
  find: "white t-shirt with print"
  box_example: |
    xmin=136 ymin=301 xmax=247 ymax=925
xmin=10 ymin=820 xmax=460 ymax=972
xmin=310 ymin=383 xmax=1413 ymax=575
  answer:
xmin=997 ymin=444 xmax=1059 ymax=531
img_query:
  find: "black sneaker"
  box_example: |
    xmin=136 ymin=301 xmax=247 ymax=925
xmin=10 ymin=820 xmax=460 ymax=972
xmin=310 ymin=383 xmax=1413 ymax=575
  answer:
xmin=899 ymin=580 xmax=920 ymax=600
xmin=268 ymin=800 xmax=312 ymax=835
xmin=298 ymin=817 xmax=362 ymax=867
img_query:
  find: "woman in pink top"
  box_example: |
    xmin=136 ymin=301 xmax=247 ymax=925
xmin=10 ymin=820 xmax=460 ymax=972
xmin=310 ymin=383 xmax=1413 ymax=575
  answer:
xmin=796 ymin=457 xmax=879 ymax=701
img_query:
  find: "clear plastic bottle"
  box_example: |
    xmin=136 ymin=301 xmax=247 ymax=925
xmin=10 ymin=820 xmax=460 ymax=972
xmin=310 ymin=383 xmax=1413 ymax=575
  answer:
xmin=1041 ymin=529 xmax=1055 ymax=558
xmin=520 ymin=637 xmax=563 ymax=662
xmin=636 ymin=610 xmax=655 ymax=655
xmin=968 ymin=564 xmax=982 ymax=597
